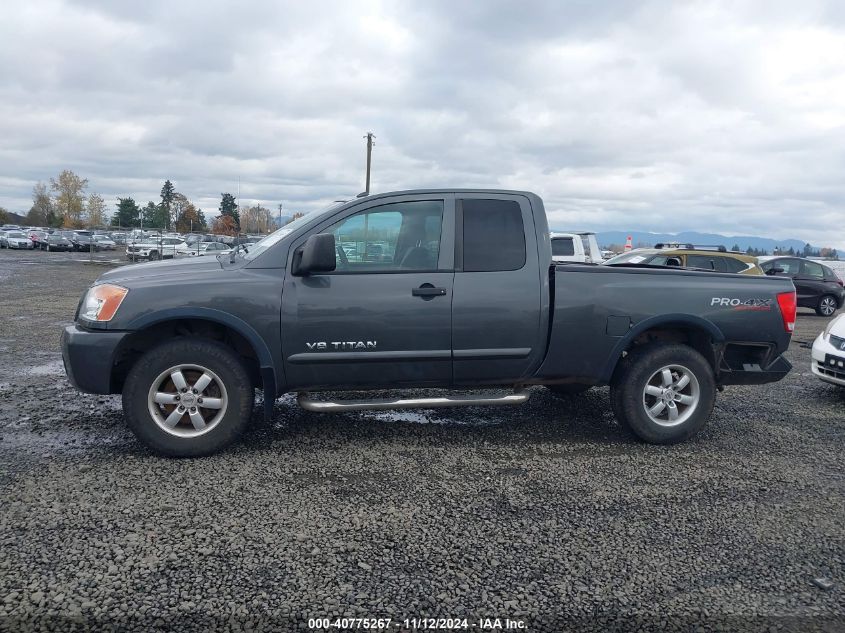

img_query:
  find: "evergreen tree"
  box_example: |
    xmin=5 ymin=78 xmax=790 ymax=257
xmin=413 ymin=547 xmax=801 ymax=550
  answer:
xmin=114 ymin=197 xmax=141 ymax=228
xmin=160 ymin=180 xmax=175 ymax=208
xmin=219 ymin=193 xmax=240 ymax=228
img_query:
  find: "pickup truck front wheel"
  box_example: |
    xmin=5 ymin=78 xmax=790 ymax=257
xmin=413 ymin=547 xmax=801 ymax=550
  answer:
xmin=611 ymin=344 xmax=715 ymax=444
xmin=122 ymin=339 xmax=254 ymax=456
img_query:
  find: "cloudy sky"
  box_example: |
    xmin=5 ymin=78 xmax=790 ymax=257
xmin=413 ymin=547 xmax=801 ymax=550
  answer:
xmin=2 ymin=0 xmax=844 ymax=247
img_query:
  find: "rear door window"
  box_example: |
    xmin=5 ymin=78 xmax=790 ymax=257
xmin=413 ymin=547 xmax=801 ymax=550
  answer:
xmin=801 ymin=260 xmax=825 ymax=279
xmin=686 ymin=255 xmax=724 ymax=271
xmin=722 ymin=257 xmax=748 ymax=273
xmin=461 ymin=199 xmax=526 ymax=272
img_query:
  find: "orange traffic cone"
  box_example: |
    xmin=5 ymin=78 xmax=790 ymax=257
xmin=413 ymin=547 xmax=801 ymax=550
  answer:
xmin=624 ymin=235 xmax=633 ymax=251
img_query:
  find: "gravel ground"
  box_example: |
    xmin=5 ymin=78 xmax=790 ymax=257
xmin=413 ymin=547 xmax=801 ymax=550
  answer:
xmin=0 ymin=248 xmax=843 ymax=632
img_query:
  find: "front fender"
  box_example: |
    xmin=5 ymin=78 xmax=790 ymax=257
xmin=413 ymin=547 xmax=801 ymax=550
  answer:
xmin=124 ymin=307 xmax=280 ymax=418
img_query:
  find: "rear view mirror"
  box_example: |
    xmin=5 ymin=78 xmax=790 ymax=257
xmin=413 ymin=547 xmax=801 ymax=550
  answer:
xmin=765 ymin=267 xmax=784 ymax=276
xmin=293 ymin=233 xmax=336 ymax=276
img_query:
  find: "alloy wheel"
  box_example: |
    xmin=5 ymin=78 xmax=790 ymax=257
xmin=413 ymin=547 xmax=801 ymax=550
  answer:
xmin=147 ymin=364 xmax=228 ymax=438
xmin=642 ymin=364 xmax=701 ymax=427
xmin=820 ymin=296 xmax=837 ymax=316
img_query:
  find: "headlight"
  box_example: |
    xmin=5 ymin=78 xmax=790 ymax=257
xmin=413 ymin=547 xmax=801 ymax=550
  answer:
xmin=80 ymin=284 xmax=128 ymax=322
xmin=823 ymin=314 xmax=844 ymax=339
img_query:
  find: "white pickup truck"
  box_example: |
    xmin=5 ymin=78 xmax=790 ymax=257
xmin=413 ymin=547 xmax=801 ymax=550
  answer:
xmin=550 ymin=231 xmax=604 ymax=263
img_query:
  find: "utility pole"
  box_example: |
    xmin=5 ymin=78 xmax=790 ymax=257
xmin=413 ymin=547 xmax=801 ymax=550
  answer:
xmin=278 ymin=202 xmax=283 ymax=229
xmin=363 ymin=132 xmax=375 ymax=195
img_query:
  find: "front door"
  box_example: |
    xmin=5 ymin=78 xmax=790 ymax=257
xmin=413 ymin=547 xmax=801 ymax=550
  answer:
xmin=281 ymin=196 xmax=454 ymax=390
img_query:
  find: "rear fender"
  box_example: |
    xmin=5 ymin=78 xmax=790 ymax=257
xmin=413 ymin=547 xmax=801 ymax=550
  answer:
xmin=601 ymin=314 xmax=724 ymax=382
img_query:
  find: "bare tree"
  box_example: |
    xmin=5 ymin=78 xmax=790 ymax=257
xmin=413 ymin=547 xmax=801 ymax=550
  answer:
xmin=26 ymin=182 xmax=56 ymax=226
xmin=240 ymin=205 xmax=274 ymax=233
xmin=86 ymin=193 xmax=107 ymax=228
xmin=50 ymin=170 xmax=88 ymax=227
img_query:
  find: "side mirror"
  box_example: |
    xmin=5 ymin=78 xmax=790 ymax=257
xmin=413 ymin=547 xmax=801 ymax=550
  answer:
xmin=665 ymin=257 xmax=682 ymax=267
xmin=293 ymin=233 xmax=336 ymax=276
xmin=765 ymin=267 xmax=784 ymax=276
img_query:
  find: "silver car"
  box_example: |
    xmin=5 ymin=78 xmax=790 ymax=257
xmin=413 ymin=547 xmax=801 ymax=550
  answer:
xmin=2 ymin=230 xmax=33 ymax=249
xmin=93 ymin=235 xmax=117 ymax=250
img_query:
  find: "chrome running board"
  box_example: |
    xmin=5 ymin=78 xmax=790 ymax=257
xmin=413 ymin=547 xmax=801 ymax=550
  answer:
xmin=297 ymin=389 xmax=530 ymax=413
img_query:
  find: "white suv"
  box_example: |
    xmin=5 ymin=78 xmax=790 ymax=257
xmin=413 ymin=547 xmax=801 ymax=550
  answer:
xmin=126 ymin=236 xmax=187 ymax=260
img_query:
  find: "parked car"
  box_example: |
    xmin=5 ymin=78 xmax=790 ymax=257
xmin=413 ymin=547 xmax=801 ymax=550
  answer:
xmin=2 ymin=230 xmax=34 ymax=249
xmin=29 ymin=230 xmax=47 ymax=248
xmin=550 ymin=231 xmax=604 ymax=263
xmin=93 ymin=235 xmax=117 ymax=250
xmin=62 ymin=188 xmax=796 ymax=457
xmin=811 ymin=314 xmax=845 ymax=387
xmin=110 ymin=233 xmax=128 ymax=245
xmin=603 ymin=245 xmax=763 ymax=275
xmin=41 ymin=233 xmax=74 ymax=251
xmin=176 ymin=241 xmax=231 ymax=257
xmin=759 ymin=257 xmax=845 ymax=317
xmin=126 ymin=236 xmax=187 ymax=260
xmin=69 ymin=231 xmax=96 ymax=251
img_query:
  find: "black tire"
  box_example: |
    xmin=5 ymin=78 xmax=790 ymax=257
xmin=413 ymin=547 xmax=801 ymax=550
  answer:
xmin=610 ymin=344 xmax=715 ymax=444
xmin=149 ymin=250 xmax=159 ymax=261
xmin=546 ymin=383 xmax=591 ymax=396
xmin=816 ymin=295 xmax=838 ymax=317
xmin=122 ymin=338 xmax=254 ymax=457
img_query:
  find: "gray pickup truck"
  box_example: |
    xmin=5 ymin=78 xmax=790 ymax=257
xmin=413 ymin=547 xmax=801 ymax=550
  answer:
xmin=61 ymin=189 xmax=797 ymax=456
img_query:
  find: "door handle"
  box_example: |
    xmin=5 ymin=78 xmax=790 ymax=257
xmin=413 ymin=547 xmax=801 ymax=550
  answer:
xmin=412 ymin=285 xmax=447 ymax=298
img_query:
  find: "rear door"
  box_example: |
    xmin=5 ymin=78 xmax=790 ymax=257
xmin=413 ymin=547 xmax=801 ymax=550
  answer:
xmin=452 ymin=194 xmax=545 ymax=384
xmin=796 ymin=260 xmax=828 ymax=307
xmin=281 ymin=194 xmax=455 ymax=390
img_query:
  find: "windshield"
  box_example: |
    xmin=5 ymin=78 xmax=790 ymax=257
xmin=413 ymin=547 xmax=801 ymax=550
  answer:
xmin=7 ymin=232 xmax=26 ymax=238
xmin=242 ymin=203 xmax=345 ymax=260
xmin=603 ymin=251 xmax=654 ymax=265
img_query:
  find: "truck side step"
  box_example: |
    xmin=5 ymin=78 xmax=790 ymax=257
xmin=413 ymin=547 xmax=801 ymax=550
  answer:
xmin=297 ymin=389 xmax=530 ymax=413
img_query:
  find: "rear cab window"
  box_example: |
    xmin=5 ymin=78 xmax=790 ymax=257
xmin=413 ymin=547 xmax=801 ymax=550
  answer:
xmin=460 ymin=199 xmax=526 ymax=272
xmin=551 ymin=237 xmax=575 ymax=257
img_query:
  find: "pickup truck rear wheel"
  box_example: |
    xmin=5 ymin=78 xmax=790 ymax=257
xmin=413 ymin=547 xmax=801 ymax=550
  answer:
xmin=611 ymin=344 xmax=715 ymax=444
xmin=122 ymin=339 xmax=254 ymax=457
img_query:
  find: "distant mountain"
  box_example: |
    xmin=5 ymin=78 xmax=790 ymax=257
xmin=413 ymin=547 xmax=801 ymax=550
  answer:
xmin=579 ymin=230 xmax=807 ymax=253
xmin=1 ymin=210 xmax=26 ymax=225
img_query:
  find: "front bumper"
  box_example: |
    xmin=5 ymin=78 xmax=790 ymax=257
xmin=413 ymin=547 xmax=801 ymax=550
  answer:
xmin=811 ymin=334 xmax=845 ymax=386
xmin=61 ymin=324 xmax=128 ymax=394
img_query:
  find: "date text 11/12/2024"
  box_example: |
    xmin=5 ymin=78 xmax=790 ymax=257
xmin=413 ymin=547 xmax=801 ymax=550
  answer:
xmin=307 ymin=617 xmax=527 ymax=630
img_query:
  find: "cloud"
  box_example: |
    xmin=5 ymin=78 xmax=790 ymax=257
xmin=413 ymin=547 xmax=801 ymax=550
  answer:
xmin=1 ymin=0 xmax=843 ymax=248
